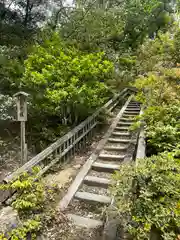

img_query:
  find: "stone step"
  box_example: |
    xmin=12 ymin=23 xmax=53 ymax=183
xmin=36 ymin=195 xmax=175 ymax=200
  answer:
xmin=119 ymin=118 xmax=134 ymax=122
xmin=126 ymin=108 xmax=140 ymax=112
xmin=108 ymin=138 xmax=130 ymax=143
xmin=115 ymin=126 xmax=129 ymax=131
xmin=75 ymin=191 xmax=111 ymax=204
xmin=99 ymin=153 xmax=125 ymax=161
xmin=129 ymin=101 xmax=140 ymax=104
xmin=67 ymin=214 xmax=103 ymax=228
xmin=123 ymin=115 xmax=136 ymax=119
xmin=117 ymin=122 xmax=132 ymax=126
xmin=84 ymin=175 xmax=110 ymax=188
xmin=123 ymin=114 xmax=138 ymax=118
xmin=127 ymin=104 xmax=140 ymax=106
xmin=121 ymin=114 xmax=135 ymax=118
xmin=124 ymin=111 xmax=139 ymax=115
xmin=92 ymin=162 xmax=120 ymax=173
xmin=125 ymin=111 xmax=140 ymax=113
xmin=112 ymin=132 xmax=130 ymax=137
xmin=128 ymin=103 xmax=140 ymax=105
xmin=128 ymin=102 xmax=139 ymax=105
xmin=104 ymin=146 xmax=127 ymax=151
xmin=125 ymin=108 xmax=140 ymax=111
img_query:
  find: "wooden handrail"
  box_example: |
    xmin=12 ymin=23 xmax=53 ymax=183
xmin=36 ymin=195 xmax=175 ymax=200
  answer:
xmin=4 ymin=88 xmax=133 ymax=183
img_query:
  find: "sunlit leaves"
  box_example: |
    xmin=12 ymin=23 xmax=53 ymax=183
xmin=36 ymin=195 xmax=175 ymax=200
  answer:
xmin=111 ymin=152 xmax=180 ymax=239
xmin=22 ymin=33 xmax=113 ymax=125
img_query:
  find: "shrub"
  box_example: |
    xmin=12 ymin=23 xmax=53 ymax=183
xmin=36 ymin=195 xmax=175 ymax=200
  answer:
xmin=0 ymin=217 xmax=41 ymax=240
xmin=132 ymin=68 xmax=180 ymax=154
xmin=0 ymin=167 xmax=45 ymax=212
xmin=111 ymin=151 xmax=180 ymax=240
xmin=22 ymin=33 xmax=114 ymax=126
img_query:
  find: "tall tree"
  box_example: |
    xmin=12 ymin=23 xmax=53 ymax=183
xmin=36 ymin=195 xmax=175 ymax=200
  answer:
xmin=0 ymin=0 xmax=60 ymax=46
xmin=60 ymin=0 xmax=176 ymax=51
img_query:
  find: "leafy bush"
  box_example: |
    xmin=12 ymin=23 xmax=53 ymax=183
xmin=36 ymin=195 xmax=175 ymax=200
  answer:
xmin=0 ymin=45 xmax=26 ymax=95
xmin=0 ymin=167 xmax=45 ymax=212
xmin=22 ymin=33 xmax=113 ymax=126
xmin=0 ymin=217 xmax=41 ymax=240
xmin=132 ymin=53 xmax=180 ymax=153
xmin=0 ymin=168 xmax=45 ymax=239
xmin=111 ymin=152 xmax=180 ymax=240
xmin=134 ymin=32 xmax=174 ymax=76
xmin=138 ymin=103 xmax=180 ymax=153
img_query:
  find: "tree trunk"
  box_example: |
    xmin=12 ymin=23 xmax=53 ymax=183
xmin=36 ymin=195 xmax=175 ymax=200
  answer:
xmin=24 ymin=0 xmax=30 ymax=27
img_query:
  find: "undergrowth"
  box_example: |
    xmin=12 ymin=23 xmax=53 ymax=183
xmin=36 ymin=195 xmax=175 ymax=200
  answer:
xmin=0 ymin=167 xmax=60 ymax=239
xmin=111 ymin=150 xmax=180 ymax=240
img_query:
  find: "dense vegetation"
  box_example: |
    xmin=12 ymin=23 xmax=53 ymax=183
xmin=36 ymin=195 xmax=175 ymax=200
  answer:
xmin=112 ymin=15 xmax=180 ymax=240
xmin=0 ymin=167 xmax=59 ymax=239
xmin=0 ymin=0 xmax=180 ymax=239
xmin=0 ymin=0 xmax=178 ymax=149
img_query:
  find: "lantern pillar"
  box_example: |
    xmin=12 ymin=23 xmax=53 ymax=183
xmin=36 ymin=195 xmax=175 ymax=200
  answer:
xmin=14 ymin=92 xmax=29 ymax=165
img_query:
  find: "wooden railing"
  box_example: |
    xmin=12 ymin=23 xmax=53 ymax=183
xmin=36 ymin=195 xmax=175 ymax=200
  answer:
xmin=4 ymin=88 xmax=133 ymax=183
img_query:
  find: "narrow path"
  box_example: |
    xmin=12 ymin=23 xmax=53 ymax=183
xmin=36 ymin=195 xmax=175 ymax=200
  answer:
xmin=58 ymin=97 xmax=141 ymax=236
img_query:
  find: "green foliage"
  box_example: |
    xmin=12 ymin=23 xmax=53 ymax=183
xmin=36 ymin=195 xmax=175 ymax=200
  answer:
xmin=173 ymin=29 xmax=180 ymax=63
xmin=135 ymin=71 xmax=180 ymax=152
xmin=0 ymin=46 xmax=26 ymax=94
xmin=142 ymin=104 xmax=180 ymax=152
xmin=0 ymin=0 xmax=178 ymax=149
xmin=60 ymin=0 xmax=176 ymax=51
xmin=122 ymin=0 xmax=174 ymax=48
xmin=22 ymin=33 xmax=113 ymax=126
xmin=0 ymin=167 xmax=45 ymax=212
xmin=0 ymin=217 xmax=41 ymax=240
xmin=133 ymin=83 xmax=179 ymax=153
xmin=0 ymin=167 xmax=45 ymax=239
xmin=61 ymin=7 xmax=125 ymax=51
xmin=134 ymin=31 xmax=175 ymax=75
xmin=0 ymin=169 xmax=61 ymax=239
xmin=111 ymin=152 xmax=180 ymax=240
xmin=113 ymin=29 xmax=180 ymax=239
xmin=131 ymin=29 xmax=180 ymax=154
xmin=10 ymin=218 xmax=41 ymax=240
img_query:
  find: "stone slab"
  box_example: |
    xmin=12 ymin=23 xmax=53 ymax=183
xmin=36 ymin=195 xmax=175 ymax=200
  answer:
xmin=92 ymin=162 xmax=120 ymax=172
xmin=67 ymin=214 xmax=103 ymax=228
xmin=108 ymin=138 xmax=130 ymax=143
xmin=84 ymin=175 xmax=110 ymax=188
xmin=99 ymin=154 xmax=125 ymax=160
xmin=75 ymin=191 xmax=111 ymax=204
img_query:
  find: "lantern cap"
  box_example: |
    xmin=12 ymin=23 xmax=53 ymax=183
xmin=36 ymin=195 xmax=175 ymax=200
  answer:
xmin=14 ymin=91 xmax=29 ymax=98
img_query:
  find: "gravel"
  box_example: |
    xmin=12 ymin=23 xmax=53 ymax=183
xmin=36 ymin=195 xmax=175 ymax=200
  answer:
xmin=105 ymin=142 xmax=129 ymax=148
xmin=89 ymin=170 xmax=113 ymax=179
xmin=101 ymin=149 xmax=127 ymax=155
xmin=80 ymin=184 xmax=110 ymax=196
xmin=67 ymin=199 xmax=105 ymax=220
